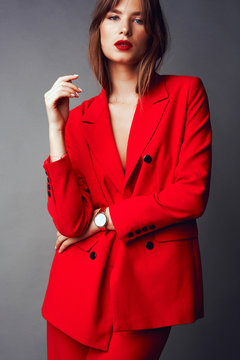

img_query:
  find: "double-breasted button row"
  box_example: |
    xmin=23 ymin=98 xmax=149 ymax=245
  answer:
xmin=143 ymin=154 xmax=152 ymax=163
xmin=146 ymin=241 xmax=154 ymax=250
xmin=90 ymin=251 xmax=97 ymax=260
xmin=127 ymin=224 xmax=156 ymax=238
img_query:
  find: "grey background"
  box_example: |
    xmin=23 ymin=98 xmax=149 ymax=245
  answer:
xmin=0 ymin=0 xmax=239 ymax=359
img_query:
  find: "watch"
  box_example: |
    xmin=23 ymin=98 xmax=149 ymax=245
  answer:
xmin=94 ymin=207 xmax=108 ymax=230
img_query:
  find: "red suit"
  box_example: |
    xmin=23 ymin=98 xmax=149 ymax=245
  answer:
xmin=42 ymin=73 xmax=212 ymax=351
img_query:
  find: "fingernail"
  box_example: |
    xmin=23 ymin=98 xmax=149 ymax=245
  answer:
xmin=73 ymin=74 xmax=79 ymax=76
xmin=58 ymin=249 xmax=61 ymax=253
xmin=78 ymin=87 xmax=83 ymax=91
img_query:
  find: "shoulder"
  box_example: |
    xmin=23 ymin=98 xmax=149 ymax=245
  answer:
xmin=159 ymin=74 xmax=208 ymax=102
xmin=162 ymin=74 xmax=205 ymax=91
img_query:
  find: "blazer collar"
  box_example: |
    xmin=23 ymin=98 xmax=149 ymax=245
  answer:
xmin=81 ymin=73 xmax=169 ymax=193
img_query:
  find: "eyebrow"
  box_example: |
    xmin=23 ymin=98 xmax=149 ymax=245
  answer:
xmin=109 ymin=9 xmax=143 ymax=16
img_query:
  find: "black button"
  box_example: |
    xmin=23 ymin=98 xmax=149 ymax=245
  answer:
xmin=47 ymin=177 xmax=49 ymax=183
xmin=127 ymin=232 xmax=134 ymax=238
xmin=47 ymin=191 xmax=51 ymax=197
xmin=47 ymin=184 xmax=51 ymax=190
xmin=142 ymin=226 xmax=148 ymax=232
xmin=90 ymin=251 xmax=97 ymax=260
xmin=143 ymin=155 xmax=152 ymax=163
xmin=135 ymin=229 xmax=141 ymax=234
xmin=146 ymin=241 xmax=154 ymax=250
xmin=149 ymin=224 xmax=156 ymax=229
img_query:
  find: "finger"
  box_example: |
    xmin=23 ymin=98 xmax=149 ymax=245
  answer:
xmin=55 ymin=81 xmax=83 ymax=93
xmin=55 ymin=234 xmax=68 ymax=250
xmin=50 ymin=85 xmax=79 ymax=96
xmin=50 ymin=88 xmax=79 ymax=101
xmin=58 ymin=238 xmax=76 ymax=253
xmin=45 ymin=84 xmax=80 ymax=103
xmin=45 ymin=88 xmax=74 ymax=103
xmin=54 ymin=74 xmax=79 ymax=85
xmin=56 ymin=233 xmax=67 ymax=241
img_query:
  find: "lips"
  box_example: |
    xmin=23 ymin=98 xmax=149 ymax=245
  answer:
xmin=114 ymin=40 xmax=133 ymax=50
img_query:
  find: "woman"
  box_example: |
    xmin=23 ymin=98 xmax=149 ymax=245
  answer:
xmin=42 ymin=0 xmax=212 ymax=358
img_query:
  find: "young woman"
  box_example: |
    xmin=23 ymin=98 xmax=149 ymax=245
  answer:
xmin=42 ymin=0 xmax=212 ymax=358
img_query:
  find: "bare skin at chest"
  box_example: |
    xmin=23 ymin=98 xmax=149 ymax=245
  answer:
xmin=108 ymin=101 xmax=138 ymax=174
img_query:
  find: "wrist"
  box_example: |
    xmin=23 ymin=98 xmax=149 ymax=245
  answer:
xmin=93 ymin=207 xmax=108 ymax=231
xmin=49 ymin=152 xmax=68 ymax=162
xmin=105 ymin=207 xmax=115 ymax=230
xmin=49 ymin=125 xmax=65 ymax=134
xmin=92 ymin=207 xmax=114 ymax=231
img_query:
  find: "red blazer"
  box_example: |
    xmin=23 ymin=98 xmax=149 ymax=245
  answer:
xmin=42 ymin=73 xmax=212 ymax=351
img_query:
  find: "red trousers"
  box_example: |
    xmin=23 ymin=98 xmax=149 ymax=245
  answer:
xmin=47 ymin=321 xmax=172 ymax=360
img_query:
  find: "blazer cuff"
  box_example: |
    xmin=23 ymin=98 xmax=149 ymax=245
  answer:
xmin=43 ymin=153 xmax=71 ymax=174
xmin=109 ymin=194 xmax=158 ymax=243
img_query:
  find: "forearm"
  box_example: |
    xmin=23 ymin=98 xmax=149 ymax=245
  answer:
xmin=49 ymin=126 xmax=67 ymax=162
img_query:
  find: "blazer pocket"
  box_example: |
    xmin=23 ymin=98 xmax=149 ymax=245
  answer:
xmin=154 ymin=235 xmax=198 ymax=244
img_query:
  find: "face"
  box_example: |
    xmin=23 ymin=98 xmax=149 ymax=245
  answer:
xmin=99 ymin=0 xmax=150 ymax=66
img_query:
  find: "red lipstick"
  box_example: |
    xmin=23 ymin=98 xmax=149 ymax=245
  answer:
xmin=114 ymin=40 xmax=133 ymax=51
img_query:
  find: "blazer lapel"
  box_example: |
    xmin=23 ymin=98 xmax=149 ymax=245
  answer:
xmin=81 ymin=90 xmax=126 ymax=193
xmin=81 ymin=74 xmax=169 ymax=193
xmin=124 ymin=74 xmax=169 ymax=187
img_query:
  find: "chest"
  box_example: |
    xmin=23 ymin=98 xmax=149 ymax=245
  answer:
xmin=108 ymin=102 xmax=138 ymax=173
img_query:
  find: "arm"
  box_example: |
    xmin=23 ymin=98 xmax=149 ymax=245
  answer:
xmin=108 ymin=77 xmax=212 ymax=243
xmin=43 ymin=75 xmax=93 ymax=238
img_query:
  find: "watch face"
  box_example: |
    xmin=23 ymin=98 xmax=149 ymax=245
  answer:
xmin=95 ymin=212 xmax=107 ymax=227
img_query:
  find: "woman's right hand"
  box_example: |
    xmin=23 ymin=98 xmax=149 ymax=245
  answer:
xmin=44 ymin=74 xmax=82 ymax=131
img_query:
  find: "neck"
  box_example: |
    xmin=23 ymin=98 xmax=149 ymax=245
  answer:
xmin=108 ymin=62 xmax=139 ymax=103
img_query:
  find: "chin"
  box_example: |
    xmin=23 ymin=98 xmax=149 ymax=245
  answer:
xmin=106 ymin=54 xmax=140 ymax=66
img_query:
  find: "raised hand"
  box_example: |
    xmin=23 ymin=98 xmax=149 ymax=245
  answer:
xmin=44 ymin=74 xmax=82 ymax=131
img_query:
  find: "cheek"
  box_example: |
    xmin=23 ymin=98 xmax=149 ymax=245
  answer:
xmin=100 ymin=22 xmax=112 ymax=45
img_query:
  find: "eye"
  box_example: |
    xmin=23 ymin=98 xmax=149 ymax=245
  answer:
xmin=134 ymin=18 xmax=144 ymax=25
xmin=108 ymin=15 xmax=119 ymax=21
xmin=107 ymin=15 xmax=144 ymax=25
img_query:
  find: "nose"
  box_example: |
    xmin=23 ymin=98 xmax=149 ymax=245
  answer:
xmin=119 ymin=17 xmax=132 ymax=36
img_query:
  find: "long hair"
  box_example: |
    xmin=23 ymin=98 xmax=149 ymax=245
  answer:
xmin=88 ymin=0 xmax=170 ymax=99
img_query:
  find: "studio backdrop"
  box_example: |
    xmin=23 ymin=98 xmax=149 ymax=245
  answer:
xmin=0 ymin=0 xmax=239 ymax=359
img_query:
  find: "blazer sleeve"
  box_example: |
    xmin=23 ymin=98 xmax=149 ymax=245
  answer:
xmin=43 ymin=103 xmax=93 ymax=238
xmin=108 ymin=77 xmax=212 ymax=244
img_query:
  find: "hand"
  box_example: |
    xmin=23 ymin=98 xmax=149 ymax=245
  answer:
xmin=55 ymin=208 xmax=106 ymax=253
xmin=44 ymin=74 xmax=83 ymax=131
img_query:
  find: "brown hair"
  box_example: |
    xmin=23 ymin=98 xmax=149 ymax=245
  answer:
xmin=88 ymin=0 xmax=170 ymax=99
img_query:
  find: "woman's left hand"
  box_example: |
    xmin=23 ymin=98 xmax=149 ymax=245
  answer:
xmin=55 ymin=207 xmax=114 ymax=253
